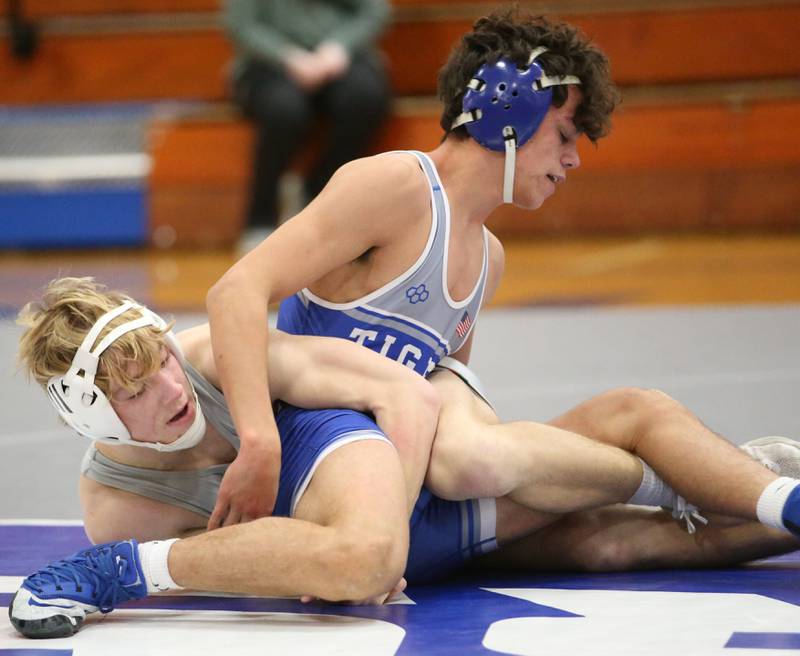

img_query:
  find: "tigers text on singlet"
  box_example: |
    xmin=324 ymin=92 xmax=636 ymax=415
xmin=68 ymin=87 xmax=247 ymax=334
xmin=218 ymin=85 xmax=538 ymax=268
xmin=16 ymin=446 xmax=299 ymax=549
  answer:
xmin=278 ymin=150 xmax=489 ymax=376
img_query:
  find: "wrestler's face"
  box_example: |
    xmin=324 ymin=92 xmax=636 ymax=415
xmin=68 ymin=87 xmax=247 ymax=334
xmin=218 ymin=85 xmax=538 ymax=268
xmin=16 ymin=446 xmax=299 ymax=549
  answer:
xmin=110 ymin=346 xmax=198 ymax=444
xmin=513 ymin=85 xmax=582 ymax=210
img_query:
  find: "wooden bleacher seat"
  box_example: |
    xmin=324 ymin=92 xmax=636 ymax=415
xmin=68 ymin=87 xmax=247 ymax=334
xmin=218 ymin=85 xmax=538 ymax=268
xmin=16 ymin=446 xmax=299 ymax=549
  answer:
xmin=3 ymin=4 xmax=800 ymax=101
xmin=3 ymin=0 xmax=800 ymax=245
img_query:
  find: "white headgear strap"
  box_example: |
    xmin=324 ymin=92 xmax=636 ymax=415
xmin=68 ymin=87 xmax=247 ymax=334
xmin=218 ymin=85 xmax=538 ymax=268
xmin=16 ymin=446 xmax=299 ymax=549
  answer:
xmin=502 ymin=48 xmax=580 ymax=204
xmin=47 ymin=302 xmax=206 ymax=451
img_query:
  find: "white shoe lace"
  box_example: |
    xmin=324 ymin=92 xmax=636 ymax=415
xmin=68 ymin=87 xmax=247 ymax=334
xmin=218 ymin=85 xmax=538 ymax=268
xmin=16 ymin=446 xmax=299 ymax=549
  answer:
xmin=666 ymin=495 xmax=709 ymax=535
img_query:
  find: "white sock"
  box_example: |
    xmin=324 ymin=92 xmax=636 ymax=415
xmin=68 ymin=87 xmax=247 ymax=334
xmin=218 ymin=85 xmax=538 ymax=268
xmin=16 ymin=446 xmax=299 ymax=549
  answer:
xmin=756 ymin=476 xmax=800 ymax=530
xmin=627 ymin=460 xmax=677 ymax=507
xmin=138 ymin=538 xmax=183 ymax=594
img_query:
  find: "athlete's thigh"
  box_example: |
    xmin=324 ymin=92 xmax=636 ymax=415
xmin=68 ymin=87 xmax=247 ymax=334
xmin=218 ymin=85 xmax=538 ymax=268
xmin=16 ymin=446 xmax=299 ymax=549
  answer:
xmin=429 ymin=368 xmax=499 ymax=433
xmin=426 ymin=369 xmax=503 ymax=496
xmin=294 ymin=438 xmax=408 ymax=540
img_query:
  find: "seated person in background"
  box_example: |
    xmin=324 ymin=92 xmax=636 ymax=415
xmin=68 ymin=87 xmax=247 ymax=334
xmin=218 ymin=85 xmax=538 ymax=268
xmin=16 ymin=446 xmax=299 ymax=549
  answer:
xmin=9 ymin=277 xmax=800 ymax=639
xmin=224 ymin=0 xmax=391 ymax=235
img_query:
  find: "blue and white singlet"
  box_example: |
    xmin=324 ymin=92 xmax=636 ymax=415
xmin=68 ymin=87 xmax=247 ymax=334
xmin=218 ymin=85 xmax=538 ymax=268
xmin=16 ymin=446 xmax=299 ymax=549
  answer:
xmin=278 ymin=151 xmax=489 ymax=376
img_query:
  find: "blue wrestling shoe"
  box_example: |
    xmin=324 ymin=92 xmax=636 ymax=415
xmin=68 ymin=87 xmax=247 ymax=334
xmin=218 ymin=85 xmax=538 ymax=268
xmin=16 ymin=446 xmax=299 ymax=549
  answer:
xmin=9 ymin=539 xmax=147 ymax=638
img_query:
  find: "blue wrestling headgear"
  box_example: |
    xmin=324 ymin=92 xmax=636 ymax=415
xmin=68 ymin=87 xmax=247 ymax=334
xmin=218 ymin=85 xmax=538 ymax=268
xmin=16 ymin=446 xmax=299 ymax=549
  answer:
xmin=451 ymin=47 xmax=581 ymax=203
xmin=46 ymin=301 xmax=206 ymax=451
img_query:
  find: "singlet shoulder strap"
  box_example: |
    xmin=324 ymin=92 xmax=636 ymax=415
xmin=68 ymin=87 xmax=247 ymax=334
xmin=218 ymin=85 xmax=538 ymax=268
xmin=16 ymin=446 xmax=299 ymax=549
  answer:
xmin=80 ymin=446 xmax=224 ymax=518
xmin=406 ymin=151 xmax=441 ymax=191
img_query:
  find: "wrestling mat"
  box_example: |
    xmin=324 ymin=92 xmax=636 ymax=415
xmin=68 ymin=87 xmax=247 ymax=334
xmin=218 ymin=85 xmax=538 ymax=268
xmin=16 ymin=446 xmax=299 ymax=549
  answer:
xmin=2 ymin=521 xmax=800 ymax=655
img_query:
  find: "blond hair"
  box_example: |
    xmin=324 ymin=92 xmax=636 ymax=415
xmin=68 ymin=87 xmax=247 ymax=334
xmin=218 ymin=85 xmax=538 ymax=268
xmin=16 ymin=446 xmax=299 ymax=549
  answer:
xmin=17 ymin=277 xmax=171 ymax=397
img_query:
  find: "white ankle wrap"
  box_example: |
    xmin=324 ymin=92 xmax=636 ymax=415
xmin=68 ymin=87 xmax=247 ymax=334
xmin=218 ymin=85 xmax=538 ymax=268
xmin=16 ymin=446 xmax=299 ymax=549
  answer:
xmin=756 ymin=476 xmax=800 ymax=530
xmin=139 ymin=538 xmax=182 ymax=593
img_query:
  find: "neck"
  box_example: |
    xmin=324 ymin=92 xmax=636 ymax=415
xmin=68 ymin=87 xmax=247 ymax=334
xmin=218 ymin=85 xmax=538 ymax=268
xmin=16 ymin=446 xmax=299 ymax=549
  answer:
xmin=427 ymin=137 xmax=505 ymax=227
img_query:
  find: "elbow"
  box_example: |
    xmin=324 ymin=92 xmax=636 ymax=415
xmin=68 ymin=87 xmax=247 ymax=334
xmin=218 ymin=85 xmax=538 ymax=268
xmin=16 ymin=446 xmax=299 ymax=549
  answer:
xmin=407 ymin=377 xmax=441 ymax=443
xmin=206 ymin=266 xmax=252 ymax=315
xmin=207 ymin=256 xmax=276 ymax=318
xmin=82 ymin=517 xmax=132 ymax=545
xmin=82 ymin=505 xmax=120 ymax=545
xmin=394 ymin=373 xmax=440 ymax=424
xmin=419 ymin=378 xmax=442 ymax=425
xmin=206 ymin=274 xmax=230 ymax=315
xmin=325 ymin=531 xmax=407 ymax=601
xmin=382 ymin=377 xmax=440 ymax=456
xmin=83 ymin=521 xmax=108 ymax=545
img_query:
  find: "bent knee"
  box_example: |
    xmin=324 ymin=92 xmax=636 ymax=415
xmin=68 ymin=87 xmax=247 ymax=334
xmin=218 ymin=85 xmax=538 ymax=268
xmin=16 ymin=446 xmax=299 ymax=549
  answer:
xmin=580 ymin=387 xmax=686 ymax=446
xmin=597 ymin=386 xmax=676 ymax=414
xmin=426 ymin=427 xmax=515 ymax=500
xmin=562 ymin=518 xmax=647 ymax=572
xmin=565 ymin=508 xmax=683 ymax=572
xmin=572 ymin=536 xmax=639 ymax=572
xmin=614 ymin=386 xmax=690 ymax=434
xmin=333 ymin=532 xmax=406 ymax=600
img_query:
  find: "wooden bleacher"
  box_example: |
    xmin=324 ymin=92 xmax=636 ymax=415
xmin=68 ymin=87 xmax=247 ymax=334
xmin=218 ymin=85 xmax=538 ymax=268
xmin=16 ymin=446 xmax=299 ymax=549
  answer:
xmin=5 ymin=3 xmax=800 ymax=101
xmin=3 ymin=0 xmax=800 ymax=245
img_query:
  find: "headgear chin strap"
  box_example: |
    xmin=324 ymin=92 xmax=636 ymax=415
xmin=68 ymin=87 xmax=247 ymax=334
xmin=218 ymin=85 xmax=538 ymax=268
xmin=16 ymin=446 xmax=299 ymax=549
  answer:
xmin=451 ymin=47 xmax=581 ymax=203
xmin=46 ymin=301 xmax=206 ymax=452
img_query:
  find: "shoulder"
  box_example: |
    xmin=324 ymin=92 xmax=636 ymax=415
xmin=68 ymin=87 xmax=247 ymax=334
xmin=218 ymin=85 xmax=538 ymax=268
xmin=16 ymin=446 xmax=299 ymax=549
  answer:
xmin=322 ymin=153 xmax=431 ymax=226
xmin=79 ymin=474 xmax=205 ymax=543
xmin=337 ymin=151 xmax=424 ymax=187
xmin=175 ymin=323 xmax=217 ymax=385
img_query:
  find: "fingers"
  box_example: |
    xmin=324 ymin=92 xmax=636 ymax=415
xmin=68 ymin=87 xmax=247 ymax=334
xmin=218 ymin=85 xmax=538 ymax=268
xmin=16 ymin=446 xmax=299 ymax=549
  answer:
xmin=208 ymin=504 xmax=263 ymax=531
xmin=222 ymin=509 xmax=242 ymax=528
xmin=208 ymin=454 xmax=280 ymax=530
xmin=392 ymin=577 xmax=408 ymax=598
xmin=207 ymin=500 xmax=229 ymax=531
xmin=299 ymin=577 xmax=410 ymax=607
xmin=374 ymin=577 xmax=408 ymax=605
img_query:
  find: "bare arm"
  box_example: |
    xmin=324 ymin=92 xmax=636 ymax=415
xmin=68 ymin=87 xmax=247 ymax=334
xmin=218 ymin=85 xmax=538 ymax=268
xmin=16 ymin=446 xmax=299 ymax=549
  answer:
xmin=269 ymin=331 xmax=440 ymax=513
xmin=205 ymin=155 xmax=428 ymax=528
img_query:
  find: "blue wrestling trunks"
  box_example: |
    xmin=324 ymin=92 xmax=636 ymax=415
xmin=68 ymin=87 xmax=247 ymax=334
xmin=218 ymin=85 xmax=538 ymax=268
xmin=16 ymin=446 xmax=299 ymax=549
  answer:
xmin=274 ymin=404 xmax=498 ymax=583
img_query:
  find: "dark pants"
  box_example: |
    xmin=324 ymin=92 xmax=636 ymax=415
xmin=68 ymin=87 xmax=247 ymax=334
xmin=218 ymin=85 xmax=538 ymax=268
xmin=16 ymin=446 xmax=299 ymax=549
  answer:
xmin=233 ymin=53 xmax=390 ymax=228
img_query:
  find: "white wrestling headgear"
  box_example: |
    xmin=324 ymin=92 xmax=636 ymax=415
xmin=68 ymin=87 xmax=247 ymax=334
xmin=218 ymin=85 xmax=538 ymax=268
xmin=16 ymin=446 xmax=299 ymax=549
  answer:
xmin=46 ymin=301 xmax=206 ymax=452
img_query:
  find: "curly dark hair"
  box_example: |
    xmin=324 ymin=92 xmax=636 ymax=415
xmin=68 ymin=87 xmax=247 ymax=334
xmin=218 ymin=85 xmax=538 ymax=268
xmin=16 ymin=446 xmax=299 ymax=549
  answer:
xmin=438 ymin=8 xmax=620 ymax=143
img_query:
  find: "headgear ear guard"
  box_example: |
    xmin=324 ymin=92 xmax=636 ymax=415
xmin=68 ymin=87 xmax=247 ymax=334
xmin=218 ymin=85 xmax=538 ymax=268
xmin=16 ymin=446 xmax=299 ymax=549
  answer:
xmin=46 ymin=301 xmax=206 ymax=452
xmin=451 ymin=47 xmax=581 ymax=203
